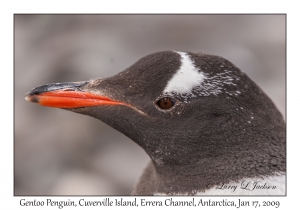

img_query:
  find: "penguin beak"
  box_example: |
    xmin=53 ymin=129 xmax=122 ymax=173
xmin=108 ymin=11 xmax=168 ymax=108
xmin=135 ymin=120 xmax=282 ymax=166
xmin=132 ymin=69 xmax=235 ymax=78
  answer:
xmin=25 ymin=81 xmax=127 ymax=108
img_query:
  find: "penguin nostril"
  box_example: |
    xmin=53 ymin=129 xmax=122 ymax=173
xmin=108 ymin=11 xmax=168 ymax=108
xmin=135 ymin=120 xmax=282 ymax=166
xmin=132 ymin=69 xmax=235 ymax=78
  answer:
xmin=156 ymin=97 xmax=176 ymax=110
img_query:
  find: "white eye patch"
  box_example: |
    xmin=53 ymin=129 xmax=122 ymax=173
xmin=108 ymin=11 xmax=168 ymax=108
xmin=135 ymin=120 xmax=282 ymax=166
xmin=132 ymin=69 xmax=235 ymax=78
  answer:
xmin=163 ymin=52 xmax=206 ymax=94
xmin=162 ymin=52 xmax=239 ymax=103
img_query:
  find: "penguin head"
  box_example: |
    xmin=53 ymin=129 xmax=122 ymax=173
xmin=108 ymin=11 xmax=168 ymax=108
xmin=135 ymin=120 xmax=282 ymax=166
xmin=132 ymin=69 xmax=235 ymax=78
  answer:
xmin=26 ymin=51 xmax=285 ymax=168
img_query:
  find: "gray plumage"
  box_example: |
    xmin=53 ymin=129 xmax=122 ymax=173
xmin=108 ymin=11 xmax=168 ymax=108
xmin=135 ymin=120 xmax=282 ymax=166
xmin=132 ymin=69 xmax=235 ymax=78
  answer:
xmin=26 ymin=51 xmax=286 ymax=195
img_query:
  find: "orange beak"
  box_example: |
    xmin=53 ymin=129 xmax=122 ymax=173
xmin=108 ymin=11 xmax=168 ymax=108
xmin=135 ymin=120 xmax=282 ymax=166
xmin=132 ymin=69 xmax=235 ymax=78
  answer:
xmin=25 ymin=82 xmax=128 ymax=109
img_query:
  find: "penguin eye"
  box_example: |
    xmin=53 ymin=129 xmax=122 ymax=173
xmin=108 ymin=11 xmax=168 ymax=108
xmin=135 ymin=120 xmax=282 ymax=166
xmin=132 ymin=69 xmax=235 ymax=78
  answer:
xmin=156 ymin=97 xmax=175 ymax=110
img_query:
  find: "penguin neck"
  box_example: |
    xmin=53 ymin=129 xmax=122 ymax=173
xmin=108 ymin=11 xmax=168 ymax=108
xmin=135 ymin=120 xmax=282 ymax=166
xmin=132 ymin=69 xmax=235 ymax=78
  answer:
xmin=152 ymin=145 xmax=285 ymax=195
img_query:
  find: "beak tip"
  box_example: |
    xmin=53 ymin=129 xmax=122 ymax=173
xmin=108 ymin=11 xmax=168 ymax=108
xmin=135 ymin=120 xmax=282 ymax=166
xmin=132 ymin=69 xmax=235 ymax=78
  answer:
xmin=25 ymin=95 xmax=39 ymax=103
xmin=25 ymin=95 xmax=30 ymax=101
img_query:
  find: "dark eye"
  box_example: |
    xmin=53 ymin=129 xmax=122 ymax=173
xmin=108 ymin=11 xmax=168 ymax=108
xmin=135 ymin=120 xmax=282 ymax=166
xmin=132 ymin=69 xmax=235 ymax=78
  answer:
xmin=156 ymin=97 xmax=175 ymax=110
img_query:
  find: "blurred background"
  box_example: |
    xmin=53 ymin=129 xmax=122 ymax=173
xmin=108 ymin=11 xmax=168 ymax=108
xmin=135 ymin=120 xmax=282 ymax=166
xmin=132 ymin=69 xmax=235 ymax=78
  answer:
xmin=15 ymin=15 xmax=285 ymax=195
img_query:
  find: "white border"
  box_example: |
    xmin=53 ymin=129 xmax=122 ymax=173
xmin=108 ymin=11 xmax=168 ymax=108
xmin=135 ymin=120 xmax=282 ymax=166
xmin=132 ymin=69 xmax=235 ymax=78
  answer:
xmin=1 ymin=0 xmax=297 ymax=209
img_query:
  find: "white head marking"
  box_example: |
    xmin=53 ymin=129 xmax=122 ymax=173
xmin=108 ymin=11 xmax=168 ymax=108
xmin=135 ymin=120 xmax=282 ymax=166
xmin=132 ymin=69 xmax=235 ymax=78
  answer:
xmin=162 ymin=52 xmax=240 ymax=103
xmin=163 ymin=52 xmax=206 ymax=94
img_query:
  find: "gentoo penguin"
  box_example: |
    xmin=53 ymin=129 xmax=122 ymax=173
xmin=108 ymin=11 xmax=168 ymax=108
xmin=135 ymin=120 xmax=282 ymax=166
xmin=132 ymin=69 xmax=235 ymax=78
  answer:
xmin=25 ymin=51 xmax=286 ymax=195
